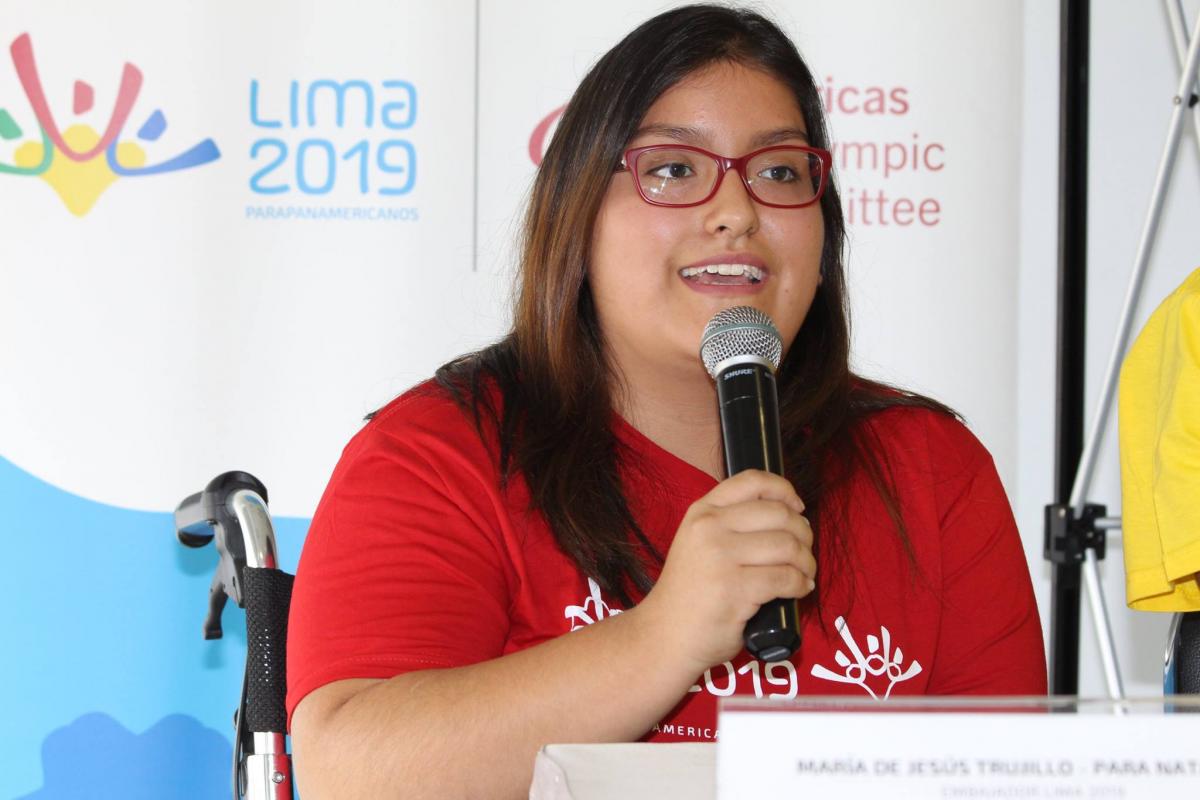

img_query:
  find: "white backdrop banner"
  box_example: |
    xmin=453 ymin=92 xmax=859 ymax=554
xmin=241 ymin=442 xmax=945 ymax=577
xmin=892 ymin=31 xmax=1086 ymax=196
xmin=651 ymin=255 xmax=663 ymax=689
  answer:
xmin=0 ymin=2 xmax=1022 ymax=796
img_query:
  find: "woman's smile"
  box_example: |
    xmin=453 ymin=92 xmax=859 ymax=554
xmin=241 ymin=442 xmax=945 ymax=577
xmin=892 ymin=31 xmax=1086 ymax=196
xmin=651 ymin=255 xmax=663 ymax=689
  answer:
xmin=678 ymin=252 xmax=770 ymax=294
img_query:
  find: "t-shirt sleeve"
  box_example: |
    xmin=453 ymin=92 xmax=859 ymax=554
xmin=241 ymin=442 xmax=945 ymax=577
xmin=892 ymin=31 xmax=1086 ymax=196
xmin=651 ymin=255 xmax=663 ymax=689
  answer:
xmin=285 ymin=394 xmax=516 ymax=723
xmin=922 ymin=416 xmax=1048 ymax=695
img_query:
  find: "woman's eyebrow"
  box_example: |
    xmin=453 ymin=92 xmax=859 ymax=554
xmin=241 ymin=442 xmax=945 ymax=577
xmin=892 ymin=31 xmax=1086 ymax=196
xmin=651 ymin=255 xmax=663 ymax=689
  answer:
xmin=632 ymin=123 xmax=706 ymax=143
xmin=752 ymin=127 xmax=811 ymax=147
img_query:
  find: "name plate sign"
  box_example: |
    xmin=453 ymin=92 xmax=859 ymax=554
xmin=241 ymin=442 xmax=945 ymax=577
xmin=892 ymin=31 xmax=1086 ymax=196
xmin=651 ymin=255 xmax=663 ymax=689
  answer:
xmin=717 ymin=698 xmax=1200 ymax=799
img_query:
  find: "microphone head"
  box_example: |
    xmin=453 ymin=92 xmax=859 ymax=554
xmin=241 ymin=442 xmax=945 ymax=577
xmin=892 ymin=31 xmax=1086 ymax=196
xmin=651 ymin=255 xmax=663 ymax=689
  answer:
xmin=700 ymin=306 xmax=783 ymax=378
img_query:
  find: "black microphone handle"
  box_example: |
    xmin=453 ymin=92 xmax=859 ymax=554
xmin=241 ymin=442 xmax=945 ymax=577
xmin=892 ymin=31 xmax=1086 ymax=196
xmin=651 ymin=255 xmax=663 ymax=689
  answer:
xmin=715 ymin=361 xmax=801 ymax=663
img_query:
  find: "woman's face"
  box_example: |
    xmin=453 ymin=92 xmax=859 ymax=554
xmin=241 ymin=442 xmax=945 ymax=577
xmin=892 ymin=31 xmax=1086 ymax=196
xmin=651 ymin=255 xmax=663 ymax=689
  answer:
xmin=590 ymin=62 xmax=824 ymax=388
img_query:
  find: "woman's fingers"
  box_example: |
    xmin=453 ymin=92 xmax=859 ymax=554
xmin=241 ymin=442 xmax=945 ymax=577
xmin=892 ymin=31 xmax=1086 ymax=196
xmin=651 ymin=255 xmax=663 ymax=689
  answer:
xmin=739 ymin=564 xmax=815 ymax=605
xmin=705 ymin=500 xmax=812 ymax=542
xmin=731 ymin=528 xmax=817 ymax=577
xmin=701 ymin=469 xmax=805 ymax=514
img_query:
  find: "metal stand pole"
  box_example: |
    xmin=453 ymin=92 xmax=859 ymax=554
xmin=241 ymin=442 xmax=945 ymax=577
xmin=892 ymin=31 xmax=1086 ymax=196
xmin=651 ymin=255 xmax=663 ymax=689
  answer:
xmin=1048 ymin=0 xmax=1090 ymax=698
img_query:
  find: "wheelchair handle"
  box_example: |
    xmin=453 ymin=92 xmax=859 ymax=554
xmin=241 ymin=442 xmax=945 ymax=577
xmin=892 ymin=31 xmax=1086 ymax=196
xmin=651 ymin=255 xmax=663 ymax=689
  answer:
xmin=174 ymin=472 xmax=272 ymax=612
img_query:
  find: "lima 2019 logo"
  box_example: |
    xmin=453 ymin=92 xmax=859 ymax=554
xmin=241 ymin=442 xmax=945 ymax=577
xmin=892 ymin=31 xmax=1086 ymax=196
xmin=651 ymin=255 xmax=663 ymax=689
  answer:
xmin=0 ymin=33 xmax=219 ymax=217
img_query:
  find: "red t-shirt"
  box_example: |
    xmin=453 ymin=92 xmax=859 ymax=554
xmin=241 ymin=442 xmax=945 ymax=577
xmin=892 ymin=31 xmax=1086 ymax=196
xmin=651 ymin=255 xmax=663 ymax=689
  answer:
xmin=286 ymin=381 xmax=1046 ymax=739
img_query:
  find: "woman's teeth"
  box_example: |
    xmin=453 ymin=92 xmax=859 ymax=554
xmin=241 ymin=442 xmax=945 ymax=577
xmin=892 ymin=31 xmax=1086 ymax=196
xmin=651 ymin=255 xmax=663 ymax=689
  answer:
xmin=679 ymin=264 xmax=764 ymax=282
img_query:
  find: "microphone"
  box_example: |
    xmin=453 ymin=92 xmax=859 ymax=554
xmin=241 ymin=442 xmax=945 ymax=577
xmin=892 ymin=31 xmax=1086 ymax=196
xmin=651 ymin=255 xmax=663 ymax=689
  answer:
xmin=700 ymin=306 xmax=800 ymax=663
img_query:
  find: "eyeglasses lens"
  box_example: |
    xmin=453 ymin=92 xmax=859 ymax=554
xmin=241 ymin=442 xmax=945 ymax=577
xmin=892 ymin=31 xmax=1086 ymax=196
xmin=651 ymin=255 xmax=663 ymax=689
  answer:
xmin=744 ymin=149 xmax=820 ymax=206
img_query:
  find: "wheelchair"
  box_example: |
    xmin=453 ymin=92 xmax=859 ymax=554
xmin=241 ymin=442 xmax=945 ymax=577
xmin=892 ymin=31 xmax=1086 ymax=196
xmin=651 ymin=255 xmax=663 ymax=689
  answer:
xmin=175 ymin=472 xmax=295 ymax=800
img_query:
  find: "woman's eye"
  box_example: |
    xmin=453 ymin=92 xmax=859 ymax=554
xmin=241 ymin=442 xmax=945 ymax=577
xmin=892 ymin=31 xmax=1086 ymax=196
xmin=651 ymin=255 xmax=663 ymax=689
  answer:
xmin=759 ymin=165 xmax=798 ymax=182
xmin=647 ymin=162 xmax=694 ymax=179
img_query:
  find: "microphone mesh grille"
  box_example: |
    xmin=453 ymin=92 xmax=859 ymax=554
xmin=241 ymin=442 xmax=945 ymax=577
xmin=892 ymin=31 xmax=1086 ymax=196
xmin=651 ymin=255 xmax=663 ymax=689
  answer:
xmin=700 ymin=306 xmax=783 ymax=377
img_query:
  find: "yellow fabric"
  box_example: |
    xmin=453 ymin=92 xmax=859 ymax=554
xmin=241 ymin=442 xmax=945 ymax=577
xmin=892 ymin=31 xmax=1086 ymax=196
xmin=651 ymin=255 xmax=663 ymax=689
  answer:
xmin=1120 ymin=267 xmax=1200 ymax=611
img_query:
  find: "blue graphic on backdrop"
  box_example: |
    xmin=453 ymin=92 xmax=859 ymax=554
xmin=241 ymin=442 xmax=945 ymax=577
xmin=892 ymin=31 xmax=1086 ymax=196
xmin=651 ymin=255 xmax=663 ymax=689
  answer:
xmin=16 ymin=713 xmax=230 ymax=799
xmin=0 ymin=454 xmax=308 ymax=798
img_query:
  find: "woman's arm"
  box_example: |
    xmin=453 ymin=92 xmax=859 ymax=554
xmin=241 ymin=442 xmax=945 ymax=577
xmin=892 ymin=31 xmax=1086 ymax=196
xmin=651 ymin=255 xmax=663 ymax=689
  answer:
xmin=292 ymin=598 xmax=688 ymax=799
xmin=291 ymin=469 xmax=815 ymax=799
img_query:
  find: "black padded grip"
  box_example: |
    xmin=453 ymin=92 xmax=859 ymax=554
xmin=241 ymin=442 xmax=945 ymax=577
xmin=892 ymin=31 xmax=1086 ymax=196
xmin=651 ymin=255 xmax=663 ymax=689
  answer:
xmin=243 ymin=567 xmax=294 ymax=734
xmin=1178 ymin=611 xmax=1200 ymax=695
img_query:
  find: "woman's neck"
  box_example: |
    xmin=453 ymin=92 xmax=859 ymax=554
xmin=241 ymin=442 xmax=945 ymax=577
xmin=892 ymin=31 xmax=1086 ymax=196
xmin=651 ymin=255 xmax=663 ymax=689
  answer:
xmin=612 ymin=365 xmax=725 ymax=481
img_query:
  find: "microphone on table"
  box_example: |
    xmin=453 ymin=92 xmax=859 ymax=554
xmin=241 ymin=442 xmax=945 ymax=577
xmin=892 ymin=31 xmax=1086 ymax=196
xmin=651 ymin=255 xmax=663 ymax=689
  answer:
xmin=700 ymin=306 xmax=800 ymax=663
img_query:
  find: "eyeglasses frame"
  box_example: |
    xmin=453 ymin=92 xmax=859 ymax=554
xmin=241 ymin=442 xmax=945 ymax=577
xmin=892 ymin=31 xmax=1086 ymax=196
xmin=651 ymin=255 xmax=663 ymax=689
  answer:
xmin=618 ymin=143 xmax=833 ymax=209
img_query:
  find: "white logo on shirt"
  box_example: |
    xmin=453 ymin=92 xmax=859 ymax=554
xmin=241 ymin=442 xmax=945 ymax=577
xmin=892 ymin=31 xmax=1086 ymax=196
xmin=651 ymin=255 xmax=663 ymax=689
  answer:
xmin=810 ymin=615 xmax=923 ymax=699
xmin=564 ymin=577 xmax=624 ymax=631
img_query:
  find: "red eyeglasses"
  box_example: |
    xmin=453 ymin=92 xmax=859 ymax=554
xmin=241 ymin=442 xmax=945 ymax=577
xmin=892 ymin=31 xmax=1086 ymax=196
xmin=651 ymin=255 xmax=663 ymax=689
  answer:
xmin=619 ymin=143 xmax=832 ymax=209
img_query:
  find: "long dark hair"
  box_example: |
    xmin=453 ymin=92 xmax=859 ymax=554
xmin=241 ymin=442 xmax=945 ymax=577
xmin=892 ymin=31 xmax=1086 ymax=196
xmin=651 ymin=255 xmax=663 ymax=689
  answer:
xmin=435 ymin=5 xmax=955 ymax=608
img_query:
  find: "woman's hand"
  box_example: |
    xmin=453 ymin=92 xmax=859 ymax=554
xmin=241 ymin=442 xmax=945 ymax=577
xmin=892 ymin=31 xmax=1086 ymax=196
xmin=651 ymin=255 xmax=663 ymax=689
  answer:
xmin=636 ymin=469 xmax=816 ymax=675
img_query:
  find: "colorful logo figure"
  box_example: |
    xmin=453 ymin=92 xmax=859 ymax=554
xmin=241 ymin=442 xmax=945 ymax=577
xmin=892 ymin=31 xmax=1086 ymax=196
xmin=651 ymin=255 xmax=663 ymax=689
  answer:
xmin=1 ymin=33 xmax=220 ymax=216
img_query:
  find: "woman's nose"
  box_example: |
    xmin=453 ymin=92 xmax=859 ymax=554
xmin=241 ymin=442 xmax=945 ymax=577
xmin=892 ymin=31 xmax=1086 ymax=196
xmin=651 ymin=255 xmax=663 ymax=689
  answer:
xmin=703 ymin=168 xmax=759 ymax=238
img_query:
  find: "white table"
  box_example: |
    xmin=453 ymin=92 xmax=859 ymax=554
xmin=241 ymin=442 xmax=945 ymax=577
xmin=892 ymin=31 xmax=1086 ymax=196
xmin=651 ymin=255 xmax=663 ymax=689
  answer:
xmin=529 ymin=743 xmax=715 ymax=800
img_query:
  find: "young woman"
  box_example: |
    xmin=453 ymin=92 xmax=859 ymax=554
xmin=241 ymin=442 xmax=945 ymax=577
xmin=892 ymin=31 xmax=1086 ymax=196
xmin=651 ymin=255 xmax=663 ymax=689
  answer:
xmin=287 ymin=5 xmax=1046 ymax=797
